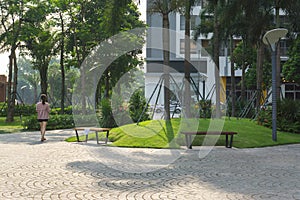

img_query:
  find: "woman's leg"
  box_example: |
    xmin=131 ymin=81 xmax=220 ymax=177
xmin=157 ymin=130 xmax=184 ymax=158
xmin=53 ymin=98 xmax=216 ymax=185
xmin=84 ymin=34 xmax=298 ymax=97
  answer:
xmin=39 ymin=122 xmax=43 ymax=139
xmin=41 ymin=121 xmax=47 ymax=141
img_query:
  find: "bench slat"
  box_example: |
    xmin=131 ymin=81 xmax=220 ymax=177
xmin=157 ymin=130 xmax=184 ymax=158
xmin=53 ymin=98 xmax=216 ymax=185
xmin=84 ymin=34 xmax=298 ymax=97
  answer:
xmin=181 ymin=131 xmax=237 ymax=135
xmin=181 ymin=131 xmax=237 ymax=149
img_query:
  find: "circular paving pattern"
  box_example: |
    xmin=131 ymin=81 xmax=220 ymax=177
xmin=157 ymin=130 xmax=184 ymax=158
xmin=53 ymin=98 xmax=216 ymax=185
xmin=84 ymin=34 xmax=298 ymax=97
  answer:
xmin=0 ymin=130 xmax=299 ymax=199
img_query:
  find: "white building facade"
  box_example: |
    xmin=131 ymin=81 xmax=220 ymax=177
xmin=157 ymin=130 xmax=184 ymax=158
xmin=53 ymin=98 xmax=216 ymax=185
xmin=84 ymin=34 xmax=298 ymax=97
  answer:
xmin=145 ymin=2 xmax=242 ymax=106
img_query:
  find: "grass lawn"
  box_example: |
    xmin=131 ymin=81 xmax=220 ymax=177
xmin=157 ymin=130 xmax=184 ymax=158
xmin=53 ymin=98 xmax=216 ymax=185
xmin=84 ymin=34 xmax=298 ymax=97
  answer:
xmin=66 ymin=118 xmax=300 ymax=148
xmin=0 ymin=117 xmax=24 ymax=133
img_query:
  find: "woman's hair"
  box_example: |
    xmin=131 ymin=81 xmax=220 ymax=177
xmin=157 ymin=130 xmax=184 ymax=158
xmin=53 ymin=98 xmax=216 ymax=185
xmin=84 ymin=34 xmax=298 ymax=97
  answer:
xmin=41 ymin=94 xmax=47 ymax=105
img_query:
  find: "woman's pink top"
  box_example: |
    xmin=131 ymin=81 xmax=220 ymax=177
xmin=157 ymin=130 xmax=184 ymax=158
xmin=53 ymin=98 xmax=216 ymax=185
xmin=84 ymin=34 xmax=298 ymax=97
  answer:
xmin=36 ymin=102 xmax=50 ymax=119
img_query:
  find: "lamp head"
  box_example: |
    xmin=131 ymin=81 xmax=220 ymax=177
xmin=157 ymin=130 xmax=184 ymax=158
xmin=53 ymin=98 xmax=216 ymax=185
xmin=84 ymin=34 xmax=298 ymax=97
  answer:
xmin=263 ymin=28 xmax=288 ymax=46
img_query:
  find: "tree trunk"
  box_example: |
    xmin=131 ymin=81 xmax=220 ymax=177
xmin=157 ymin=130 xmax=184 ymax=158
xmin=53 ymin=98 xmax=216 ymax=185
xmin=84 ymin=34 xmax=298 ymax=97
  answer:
xmin=6 ymin=52 xmax=15 ymax=122
xmin=12 ymin=51 xmax=18 ymax=107
xmin=163 ymin=13 xmax=170 ymax=121
xmin=184 ymin=1 xmax=191 ymax=118
xmin=34 ymin=83 xmax=38 ymax=103
xmin=256 ymin=43 xmax=264 ymax=109
xmin=241 ymin=62 xmax=246 ymax=101
xmin=60 ymin=12 xmax=65 ymax=114
xmin=40 ymin=65 xmax=48 ymax=95
xmin=104 ymin=69 xmax=110 ymax=99
xmin=230 ymin=36 xmax=236 ymax=117
xmin=214 ymin=6 xmax=221 ymax=118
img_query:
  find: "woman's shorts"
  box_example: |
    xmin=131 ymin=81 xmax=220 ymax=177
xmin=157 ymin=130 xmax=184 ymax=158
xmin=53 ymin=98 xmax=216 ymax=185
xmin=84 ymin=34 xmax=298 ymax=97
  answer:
xmin=38 ymin=119 xmax=48 ymax=122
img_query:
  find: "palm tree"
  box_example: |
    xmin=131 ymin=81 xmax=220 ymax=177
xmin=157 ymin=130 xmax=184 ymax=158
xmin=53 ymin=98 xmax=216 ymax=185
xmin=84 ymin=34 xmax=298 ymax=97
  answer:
xmin=228 ymin=0 xmax=273 ymax=110
xmin=195 ymin=0 xmax=229 ymax=118
xmin=177 ymin=0 xmax=200 ymax=118
xmin=148 ymin=0 xmax=179 ymax=120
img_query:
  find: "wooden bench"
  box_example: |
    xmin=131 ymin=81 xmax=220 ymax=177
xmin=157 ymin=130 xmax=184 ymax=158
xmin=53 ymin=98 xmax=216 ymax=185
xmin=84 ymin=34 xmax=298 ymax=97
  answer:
xmin=181 ymin=131 xmax=238 ymax=149
xmin=74 ymin=127 xmax=111 ymax=144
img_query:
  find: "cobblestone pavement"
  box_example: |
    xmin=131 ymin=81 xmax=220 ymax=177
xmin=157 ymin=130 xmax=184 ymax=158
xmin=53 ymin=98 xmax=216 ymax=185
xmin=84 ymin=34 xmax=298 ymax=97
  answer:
xmin=0 ymin=130 xmax=299 ymax=200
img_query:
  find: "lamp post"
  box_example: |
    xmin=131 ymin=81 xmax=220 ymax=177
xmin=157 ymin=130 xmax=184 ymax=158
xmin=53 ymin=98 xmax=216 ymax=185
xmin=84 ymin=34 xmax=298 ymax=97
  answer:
xmin=262 ymin=28 xmax=288 ymax=141
xmin=200 ymin=74 xmax=207 ymax=100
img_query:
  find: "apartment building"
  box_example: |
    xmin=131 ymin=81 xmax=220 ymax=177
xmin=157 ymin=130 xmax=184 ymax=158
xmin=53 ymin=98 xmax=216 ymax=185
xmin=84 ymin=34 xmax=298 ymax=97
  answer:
xmin=145 ymin=1 xmax=296 ymax=110
xmin=145 ymin=1 xmax=242 ymax=106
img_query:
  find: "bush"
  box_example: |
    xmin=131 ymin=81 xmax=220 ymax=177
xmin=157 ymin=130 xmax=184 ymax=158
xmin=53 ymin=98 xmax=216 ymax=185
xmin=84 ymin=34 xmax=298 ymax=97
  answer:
xmin=257 ymin=99 xmax=300 ymax=133
xmin=50 ymin=106 xmax=73 ymax=115
xmin=129 ymin=89 xmax=149 ymax=122
xmin=0 ymin=104 xmax=36 ymax=117
xmin=0 ymin=104 xmax=73 ymax=117
xmin=198 ymin=100 xmax=212 ymax=118
xmin=97 ymin=98 xmax=117 ymax=128
xmin=23 ymin=114 xmax=74 ymax=130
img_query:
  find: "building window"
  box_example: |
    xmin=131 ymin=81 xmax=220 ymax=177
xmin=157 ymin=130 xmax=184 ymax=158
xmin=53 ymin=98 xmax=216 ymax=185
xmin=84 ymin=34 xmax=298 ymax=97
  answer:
xmin=285 ymin=83 xmax=300 ymax=100
xmin=180 ymin=15 xmax=200 ymax=30
xmin=280 ymin=39 xmax=289 ymax=57
xmin=180 ymin=39 xmax=198 ymax=54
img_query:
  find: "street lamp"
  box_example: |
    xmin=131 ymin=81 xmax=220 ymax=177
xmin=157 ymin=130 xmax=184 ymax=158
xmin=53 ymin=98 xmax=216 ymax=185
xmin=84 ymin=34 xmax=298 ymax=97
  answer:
xmin=200 ymin=73 xmax=207 ymax=100
xmin=262 ymin=28 xmax=288 ymax=141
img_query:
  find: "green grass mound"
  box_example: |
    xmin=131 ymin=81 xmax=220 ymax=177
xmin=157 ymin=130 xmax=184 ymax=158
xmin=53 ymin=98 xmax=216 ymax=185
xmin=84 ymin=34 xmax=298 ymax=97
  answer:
xmin=67 ymin=118 xmax=300 ymax=148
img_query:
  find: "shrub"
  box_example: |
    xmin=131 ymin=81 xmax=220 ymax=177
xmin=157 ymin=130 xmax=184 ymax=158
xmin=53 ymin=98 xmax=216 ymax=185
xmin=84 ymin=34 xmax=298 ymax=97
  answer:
xmin=198 ymin=100 xmax=212 ymax=118
xmin=23 ymin=114 xmax=74 ymax=130
xmin=129 ymin=89 xmax=149 ymax=122
xmin=98 ymin=98 xmax=117 ymax=128
xmin=50 ymin=106 xmax=73 ymax=115
xmin=0 ymin=104 xmax=73 ymax=117
xmin=257 ymin=99 xmax=300 ymax=133
xmin=0 ymin=104 xmax=36 ymax=117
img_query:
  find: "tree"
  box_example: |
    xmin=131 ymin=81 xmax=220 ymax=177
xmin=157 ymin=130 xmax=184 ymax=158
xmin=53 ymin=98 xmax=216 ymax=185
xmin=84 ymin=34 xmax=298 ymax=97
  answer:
xmin=17 ymin=56 xmax=40 ymax=104
xmin=283 ymin=36 xmax=300 ymax=85
xmin=66 ymin=0 xmax=95 ymax=114
xmin=0 ymin=0 xmax=26 ymax=122
xmin=100 ymin=0 xmax=145 ymax=99
xmin=21 ymin=0 xmax=58 ymax=95
xmin=23 ymin=27 xmax=57 ymax=95
xmin=283 ymin=0 xmax=300 ymax=33
xmin=195 ymin=0 xmax=230 ymax=118
xmin=148 ymin=0 xmax=179 ymax=120
xmin=231 ymin=41 xmax=256 ymax=101
xmin=51 ymin=0 xmax=69 ymax=114
xmin=228 ymin=0 xmax=273 ymax=109
xmin=177 ymin=0 xmax=200 ymax=118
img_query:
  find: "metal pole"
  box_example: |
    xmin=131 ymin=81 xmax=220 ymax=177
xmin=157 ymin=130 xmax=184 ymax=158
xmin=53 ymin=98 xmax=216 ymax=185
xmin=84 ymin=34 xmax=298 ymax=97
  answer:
xmin=203 ymin=80 xmax=205 ymax=100
xmin=271 ymin=45 xmax=277 ymax=141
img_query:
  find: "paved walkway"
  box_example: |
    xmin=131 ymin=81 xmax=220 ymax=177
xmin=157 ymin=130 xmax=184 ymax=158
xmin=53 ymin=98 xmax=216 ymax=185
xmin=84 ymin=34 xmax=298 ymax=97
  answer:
xmin=0 ymin=130 xmax=299 ymax=200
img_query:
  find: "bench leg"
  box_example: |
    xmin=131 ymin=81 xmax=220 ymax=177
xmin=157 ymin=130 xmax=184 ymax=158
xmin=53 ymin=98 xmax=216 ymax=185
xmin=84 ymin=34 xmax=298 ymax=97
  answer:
xmin=96 ymin=131 xmax=99 ymax=144
xmin=229 ymin=135 xmax=234 ymax=148
xmin=105 ymin=131 xmax=109 ymax=144
xmin=85 ymin=133 xmax=88 ymax=142
xmin=185 ymin=135 xmax=188 ymax=148
xmin=225 ymin=134 xmax=234 ymax=148
xmin=75 ymin=130 xmax=80 ymax=142
xmin=185 ymin=134 xmax=192 ymax=149
xmin=189 ymin=135 xmax=193 ymax=149
xmin=225 ymin=134 xmax=229 ymax=148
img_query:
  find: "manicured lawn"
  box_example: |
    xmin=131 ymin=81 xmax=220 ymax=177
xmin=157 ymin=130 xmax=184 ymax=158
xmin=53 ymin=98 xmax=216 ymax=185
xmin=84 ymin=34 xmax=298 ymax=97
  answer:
xmin=66 ymin=118 xmax=300 ymax=148
xmin=0 ymin=117 xmax=24 ymax=133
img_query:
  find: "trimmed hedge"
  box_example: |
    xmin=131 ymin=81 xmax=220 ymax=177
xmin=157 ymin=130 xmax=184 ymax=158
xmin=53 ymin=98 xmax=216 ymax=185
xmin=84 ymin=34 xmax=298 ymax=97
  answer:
xmin=0 ymin=103 xmax=73 ymax=117
xmin=0 ymin=104 xmax=36 ymax=117
xmin=23 ymin=114 xmax=74 ymax=130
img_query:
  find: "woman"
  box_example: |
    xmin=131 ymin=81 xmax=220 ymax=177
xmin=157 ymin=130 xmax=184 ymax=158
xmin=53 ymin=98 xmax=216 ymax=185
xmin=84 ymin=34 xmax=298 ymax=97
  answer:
xmin=36 ymin=94 xmax=50 ymax=141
